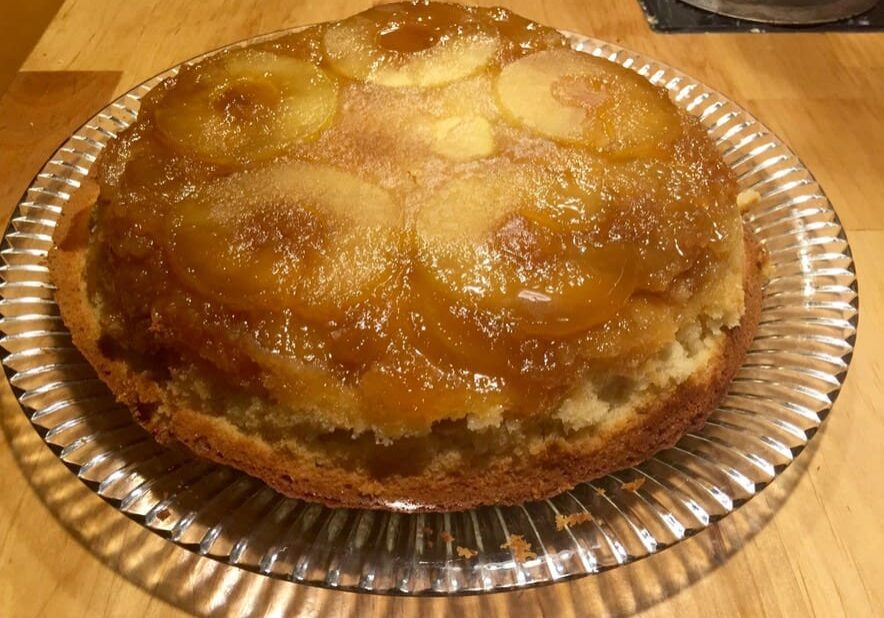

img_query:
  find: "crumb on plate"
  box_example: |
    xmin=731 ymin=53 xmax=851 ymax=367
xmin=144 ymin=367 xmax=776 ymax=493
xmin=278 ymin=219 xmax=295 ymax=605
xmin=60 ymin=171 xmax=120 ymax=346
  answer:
xmin=456 ymin=546 xmax=478 ymax=559
xmin=555 ymin=511 xmax=594 ymax=531
xmin=621 ymin=477 xmax=646 ymax=493
xmin=737 ymin=189 xmax=761 ymax=213
xmin=500 ymin=534 xmax=537 ymax=562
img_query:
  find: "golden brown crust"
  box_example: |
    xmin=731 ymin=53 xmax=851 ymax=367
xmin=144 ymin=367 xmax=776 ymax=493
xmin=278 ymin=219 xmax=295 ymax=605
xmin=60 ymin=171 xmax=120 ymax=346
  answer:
xmin=49 ymin=177 xmax=764 ymax=512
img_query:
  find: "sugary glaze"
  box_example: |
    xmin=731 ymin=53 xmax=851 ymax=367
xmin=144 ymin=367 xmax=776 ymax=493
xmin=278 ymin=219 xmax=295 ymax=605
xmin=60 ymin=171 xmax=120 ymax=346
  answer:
xmin=88 ymin=1 xmax=742 ymax=440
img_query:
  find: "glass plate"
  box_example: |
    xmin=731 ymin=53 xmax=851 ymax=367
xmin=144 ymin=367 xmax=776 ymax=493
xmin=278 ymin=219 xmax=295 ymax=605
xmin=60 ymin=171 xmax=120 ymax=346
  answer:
xmin=0 ymin=30 xmax=857 ymax=596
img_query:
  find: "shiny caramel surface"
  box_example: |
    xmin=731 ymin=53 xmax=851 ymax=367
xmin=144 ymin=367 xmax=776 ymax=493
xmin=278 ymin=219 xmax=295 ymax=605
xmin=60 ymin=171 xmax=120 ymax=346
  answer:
xmin=90 ymin=1 xmax=740 ymax=437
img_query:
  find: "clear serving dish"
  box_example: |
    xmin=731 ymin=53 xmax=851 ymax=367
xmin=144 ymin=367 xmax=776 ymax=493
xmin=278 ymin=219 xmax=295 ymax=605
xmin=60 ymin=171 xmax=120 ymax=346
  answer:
xmin=0 ymin=30 xmax=857 ymax=596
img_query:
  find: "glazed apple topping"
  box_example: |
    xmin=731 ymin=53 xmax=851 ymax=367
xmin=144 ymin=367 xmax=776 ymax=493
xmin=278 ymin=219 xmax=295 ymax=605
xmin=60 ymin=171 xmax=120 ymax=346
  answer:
xmin=90 ymin=2 xmax=740 ymax=437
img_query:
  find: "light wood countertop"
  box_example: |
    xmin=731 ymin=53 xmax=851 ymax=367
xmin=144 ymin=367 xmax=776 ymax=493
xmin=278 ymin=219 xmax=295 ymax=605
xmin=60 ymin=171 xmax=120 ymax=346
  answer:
xmin=0 ymin=1 xmax=881 ymax=616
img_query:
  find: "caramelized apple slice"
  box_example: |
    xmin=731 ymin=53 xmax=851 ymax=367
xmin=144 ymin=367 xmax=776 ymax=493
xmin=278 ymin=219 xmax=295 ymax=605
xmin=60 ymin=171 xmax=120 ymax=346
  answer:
xmin=519 ymin=169 xmax=606 ymax=233
xmin=415 ymin=173 xmax=637 ymax=339
xmin=165 ymin=162 xmax=402 ymax=317
xmin=411 ymin=286 xmax=514 ymax=376
xmin=154 ymin=49 xmax=337 ymax=164
xmin=322 ymin=5 xmax=498 ymax=88
xmin=359 ymin=349 xmax=507 ymax=435
xmin=496 ymin=49 xmax=681 ymax=157
xmin=509 ymin=244 xmax=638 ymax=337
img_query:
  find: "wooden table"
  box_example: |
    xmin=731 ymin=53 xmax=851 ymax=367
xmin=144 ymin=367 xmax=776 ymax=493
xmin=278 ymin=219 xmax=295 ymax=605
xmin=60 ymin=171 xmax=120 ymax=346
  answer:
xmin=0 ymin=1 xmax=881 ymax=616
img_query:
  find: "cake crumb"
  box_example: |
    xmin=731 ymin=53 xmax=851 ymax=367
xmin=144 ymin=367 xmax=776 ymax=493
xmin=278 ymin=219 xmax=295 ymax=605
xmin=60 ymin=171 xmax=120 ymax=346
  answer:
xmin=594 ymin=486 xmax=607 ymax=497
xmin=500 ymin=534 xmax=537 ymax=562
xmin=456 ymin=546 xmax=478 ymax=559
xmin=555 ymin=512 xmax=594 ymax=531
xmin=440 ymin=530 xmax=454 ymax=544
xmin=737 ymin=189 xmax=761 ymax=213
xmin=621 ymin=477 xmax=646 ymax=493
xmin=155 ymin=507 xmax=171 ymax=521
xmin=422 ymin=526 xmax=434 ymax=536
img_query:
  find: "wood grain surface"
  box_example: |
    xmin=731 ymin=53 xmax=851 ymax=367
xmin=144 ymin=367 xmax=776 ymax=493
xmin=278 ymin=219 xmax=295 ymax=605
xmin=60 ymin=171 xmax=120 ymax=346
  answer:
xmin=1 ymin=1 xmax=882 ymax=616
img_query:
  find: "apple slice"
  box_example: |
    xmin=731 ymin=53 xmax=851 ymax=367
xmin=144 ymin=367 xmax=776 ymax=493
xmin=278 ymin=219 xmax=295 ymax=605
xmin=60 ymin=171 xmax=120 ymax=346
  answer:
xmin=358 ymin=348 xmax=508 ymax=435
xmin=414 ymin=173 xmax=637 ymax=339
xmin=322 ymin=5 xmax=498 ymax=88
xmin=154 ymin=49 xmax=338 ymax=165
xmin=496 ymin=49 xmax=681 ymax=158
xmin=518 ymin=168 xmax=606 ymax=233
xmin=165 ymin=162 xmax=403 ymax=318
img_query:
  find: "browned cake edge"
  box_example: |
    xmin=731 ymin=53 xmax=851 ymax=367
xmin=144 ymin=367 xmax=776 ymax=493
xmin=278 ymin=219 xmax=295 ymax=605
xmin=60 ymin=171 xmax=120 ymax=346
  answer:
xmin=48 ymin=178 xmax=765 ymax=512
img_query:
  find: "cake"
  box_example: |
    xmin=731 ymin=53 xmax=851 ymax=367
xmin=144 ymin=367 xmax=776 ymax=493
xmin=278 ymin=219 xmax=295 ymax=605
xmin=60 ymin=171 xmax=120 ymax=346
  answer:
xmin=48 ymin=1 xmax=764 ymax=511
